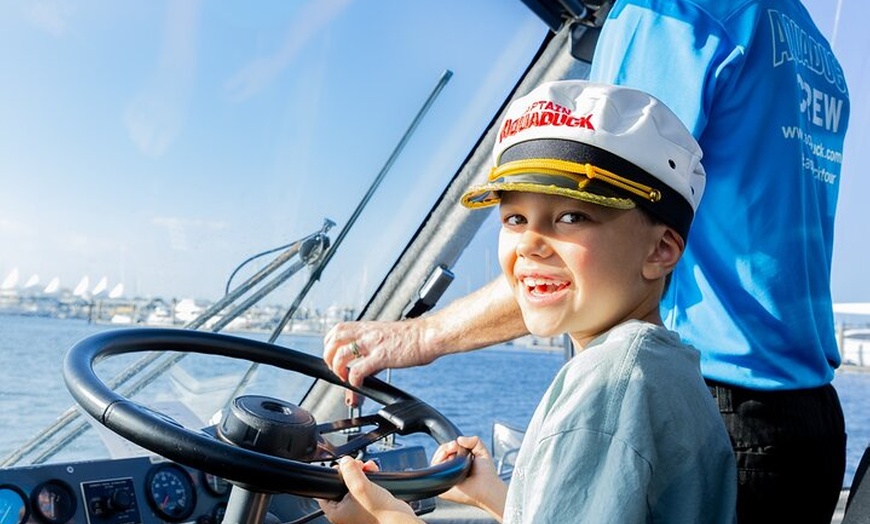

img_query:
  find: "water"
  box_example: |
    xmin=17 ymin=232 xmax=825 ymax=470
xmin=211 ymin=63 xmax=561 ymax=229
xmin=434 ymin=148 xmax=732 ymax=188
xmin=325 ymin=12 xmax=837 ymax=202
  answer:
xmin=1 ymin=314 xmax=868 ymax=487
xmin=0 ymin=315 xmax=560 ymax=466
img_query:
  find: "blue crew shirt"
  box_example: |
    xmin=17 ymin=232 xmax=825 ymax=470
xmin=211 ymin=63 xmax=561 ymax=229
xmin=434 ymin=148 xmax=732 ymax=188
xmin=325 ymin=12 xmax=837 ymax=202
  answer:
xmin=590 ymin=0 xmax=850 ymax=390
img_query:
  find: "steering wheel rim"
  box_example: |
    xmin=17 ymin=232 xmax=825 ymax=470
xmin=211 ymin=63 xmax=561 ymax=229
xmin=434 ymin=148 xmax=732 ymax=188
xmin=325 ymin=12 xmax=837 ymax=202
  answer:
xmin=62 ymin=327 xmax=471 ymax=500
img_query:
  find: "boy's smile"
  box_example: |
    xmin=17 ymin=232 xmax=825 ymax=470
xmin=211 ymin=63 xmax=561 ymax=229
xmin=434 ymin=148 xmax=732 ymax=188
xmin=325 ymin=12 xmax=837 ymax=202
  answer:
xmin=498 ymin=191 xmax=674 ymax=348
xmin=521 ymin=276 xmax=570 ymax=298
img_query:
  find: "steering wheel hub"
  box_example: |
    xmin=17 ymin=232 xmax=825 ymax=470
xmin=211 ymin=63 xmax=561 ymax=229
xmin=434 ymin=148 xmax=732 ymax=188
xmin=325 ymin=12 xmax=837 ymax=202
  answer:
xmin=217 ymin=395 xmax=318 ymax=461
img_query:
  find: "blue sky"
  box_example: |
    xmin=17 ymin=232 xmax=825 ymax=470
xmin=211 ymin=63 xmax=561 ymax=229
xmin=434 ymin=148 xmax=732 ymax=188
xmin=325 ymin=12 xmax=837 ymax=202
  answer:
xmin=806 ymin=0 xmax=870 ymax=308
xmin=1 ymin=0 xmax=868 ymax=311
xmin=0 ymin=0 xmax=544 ymax=308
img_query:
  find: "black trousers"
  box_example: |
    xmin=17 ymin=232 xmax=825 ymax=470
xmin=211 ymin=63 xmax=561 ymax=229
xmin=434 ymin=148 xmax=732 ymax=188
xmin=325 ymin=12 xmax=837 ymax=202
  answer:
xmin=707 ymin=380 xmax=846 ymax=524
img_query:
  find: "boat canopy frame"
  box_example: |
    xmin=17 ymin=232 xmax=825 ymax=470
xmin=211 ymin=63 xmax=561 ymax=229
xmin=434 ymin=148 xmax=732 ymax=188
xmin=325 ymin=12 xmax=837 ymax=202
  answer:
xmin=300 ymin=8 xmax=607 ymax=420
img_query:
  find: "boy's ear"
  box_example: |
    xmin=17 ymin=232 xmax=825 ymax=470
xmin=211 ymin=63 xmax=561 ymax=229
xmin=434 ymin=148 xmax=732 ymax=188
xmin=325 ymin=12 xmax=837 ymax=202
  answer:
xmin=642 ymin=227 xmax=685 ymax=281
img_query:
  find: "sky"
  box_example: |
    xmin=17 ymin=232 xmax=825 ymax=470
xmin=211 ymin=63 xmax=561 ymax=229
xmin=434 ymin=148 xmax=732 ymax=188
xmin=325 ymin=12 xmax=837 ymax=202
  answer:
xmin=1 ymin=0 xmax=869 ymax=311
xmin=808 ymin=0 xmax=870 ymax=307
xmin=0 ymin=0 xmax=545 ymax=309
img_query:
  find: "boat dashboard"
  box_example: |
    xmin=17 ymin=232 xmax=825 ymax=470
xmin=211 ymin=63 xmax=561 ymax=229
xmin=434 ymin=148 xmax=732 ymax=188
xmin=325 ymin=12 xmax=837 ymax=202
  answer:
xmin=0 ymin=446 xmax=436 ymax=524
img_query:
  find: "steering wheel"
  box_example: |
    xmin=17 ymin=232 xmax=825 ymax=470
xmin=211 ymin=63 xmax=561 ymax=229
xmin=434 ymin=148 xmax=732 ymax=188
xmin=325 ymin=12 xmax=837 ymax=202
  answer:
xmin=62 ymin=328 xmax=471 ymax=501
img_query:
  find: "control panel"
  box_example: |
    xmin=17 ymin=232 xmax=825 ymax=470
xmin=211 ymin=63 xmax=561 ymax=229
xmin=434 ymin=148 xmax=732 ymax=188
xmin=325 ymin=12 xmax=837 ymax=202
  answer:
xmin=0 ymin=456 xmax=233 ymax=524
xmin=0 ymin=446 xmax=432 ymax=524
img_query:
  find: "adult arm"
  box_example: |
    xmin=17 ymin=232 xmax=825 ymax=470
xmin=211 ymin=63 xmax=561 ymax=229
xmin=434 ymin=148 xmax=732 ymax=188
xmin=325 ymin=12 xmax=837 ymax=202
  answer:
xmin=324 ymin=275 xmax=527 ymax=386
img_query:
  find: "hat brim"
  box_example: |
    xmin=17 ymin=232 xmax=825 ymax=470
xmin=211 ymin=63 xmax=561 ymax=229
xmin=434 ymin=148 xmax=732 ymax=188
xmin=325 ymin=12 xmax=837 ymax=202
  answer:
xmin=460 ymin=180 xmax=636 ymax=210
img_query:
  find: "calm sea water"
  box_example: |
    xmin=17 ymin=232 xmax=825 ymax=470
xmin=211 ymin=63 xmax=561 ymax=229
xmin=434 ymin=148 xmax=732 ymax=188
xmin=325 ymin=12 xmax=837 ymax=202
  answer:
xmin=1 ymin=314 xmax=868 ymax=486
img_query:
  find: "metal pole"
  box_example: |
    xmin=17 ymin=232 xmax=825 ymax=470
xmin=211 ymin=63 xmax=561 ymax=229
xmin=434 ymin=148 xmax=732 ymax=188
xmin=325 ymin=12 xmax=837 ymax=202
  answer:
xmin=269 ymin=69 xmax=454 ymax=342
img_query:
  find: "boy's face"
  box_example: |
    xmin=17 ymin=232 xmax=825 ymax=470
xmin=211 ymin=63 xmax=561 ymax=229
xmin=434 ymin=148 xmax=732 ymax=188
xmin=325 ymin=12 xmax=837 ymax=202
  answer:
xmin=497 ymin=191 xmax=672 ymax=346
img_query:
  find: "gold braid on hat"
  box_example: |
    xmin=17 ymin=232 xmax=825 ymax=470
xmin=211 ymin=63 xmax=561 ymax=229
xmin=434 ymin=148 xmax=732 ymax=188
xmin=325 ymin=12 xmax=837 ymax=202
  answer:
xmin=491 ymin=158 xmax=662 ymax=203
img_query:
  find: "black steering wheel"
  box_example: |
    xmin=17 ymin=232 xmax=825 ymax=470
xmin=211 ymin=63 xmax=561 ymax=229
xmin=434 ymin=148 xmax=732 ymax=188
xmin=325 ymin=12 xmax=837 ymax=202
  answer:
xmin=62 ymin=328 xmax=471 ymax=501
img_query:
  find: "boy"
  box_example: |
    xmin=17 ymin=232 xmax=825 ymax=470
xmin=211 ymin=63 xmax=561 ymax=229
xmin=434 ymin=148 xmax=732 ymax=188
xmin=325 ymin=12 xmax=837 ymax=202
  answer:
xmin=320 ymin=80 xmax=736 ymax=523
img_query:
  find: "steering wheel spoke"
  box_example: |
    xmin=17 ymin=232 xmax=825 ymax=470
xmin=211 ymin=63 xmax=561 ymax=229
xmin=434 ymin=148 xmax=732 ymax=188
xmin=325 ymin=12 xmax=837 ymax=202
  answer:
xmin=315 ymin=413 xmax=399 ymax=460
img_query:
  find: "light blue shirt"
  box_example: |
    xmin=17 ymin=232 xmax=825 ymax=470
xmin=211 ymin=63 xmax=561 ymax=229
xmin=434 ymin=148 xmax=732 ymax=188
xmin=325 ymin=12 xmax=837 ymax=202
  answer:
xmin=590 ymin=0 xmax=850 ymax=390
xmin=505 ymin=321 xmax=736 ymax=523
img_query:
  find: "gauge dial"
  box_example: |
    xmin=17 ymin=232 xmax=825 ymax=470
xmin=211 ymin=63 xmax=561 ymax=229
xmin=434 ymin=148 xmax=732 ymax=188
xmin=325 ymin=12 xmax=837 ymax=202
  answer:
xmin=145 ymin=464 xmax=196 ymax=522
xmin=211 ymin=502 xmax=226 ymax=523
xmin=202 ymin=472 xmax=230 ymax=497
xmin=31 ymin=480 xmax=76 ymax=524
xmin=0 ymin=485 xmax=29 ymax=524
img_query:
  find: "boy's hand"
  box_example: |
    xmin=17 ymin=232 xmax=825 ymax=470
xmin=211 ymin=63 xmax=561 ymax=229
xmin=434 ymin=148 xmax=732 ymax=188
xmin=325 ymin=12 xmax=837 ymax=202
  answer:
xmin=432 ymin=436 xmax=507 ymax=521
xmin=317 ymin=457 xmax=422 ymax=524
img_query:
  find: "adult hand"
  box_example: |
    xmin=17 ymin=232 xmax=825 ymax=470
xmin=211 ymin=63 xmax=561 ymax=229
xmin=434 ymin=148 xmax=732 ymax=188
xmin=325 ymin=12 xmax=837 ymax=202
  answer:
xmin=432 ymin=436 xmax=507 ymax=521
xmin=323 ymin=319 xmax=433 ymax=387
xmin=317 ymin=457 xmax=422 ymax=524
xmin=323 ymin=277 xmax=527 ymax=388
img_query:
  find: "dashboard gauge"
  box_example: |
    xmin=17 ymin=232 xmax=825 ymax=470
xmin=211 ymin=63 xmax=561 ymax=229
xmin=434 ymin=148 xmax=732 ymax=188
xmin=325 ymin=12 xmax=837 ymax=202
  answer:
xmin=0 ymin=485 xmax=29 ymax=524
xmin=145 ymin=464 xmax=196 ymax=522
xmin=211 ymin=502 xmax=227 ymax=523
xmin=30 ymin=480 xmax=76 ymax=524
xmin=202 ymin=472 xmax=230 ymax=497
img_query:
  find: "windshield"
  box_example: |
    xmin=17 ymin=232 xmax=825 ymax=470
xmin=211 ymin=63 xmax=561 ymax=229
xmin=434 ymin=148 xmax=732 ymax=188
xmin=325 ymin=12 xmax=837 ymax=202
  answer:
xmin=0 ymin=1 xmax=548 ymax=464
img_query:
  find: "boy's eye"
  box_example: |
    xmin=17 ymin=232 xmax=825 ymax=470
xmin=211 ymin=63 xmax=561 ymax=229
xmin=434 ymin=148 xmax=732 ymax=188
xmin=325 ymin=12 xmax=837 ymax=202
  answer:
xmin=503 ymin=214 xmax=526 ymax=226
xmin=558 ymin=211 xmax=588 ymax=224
